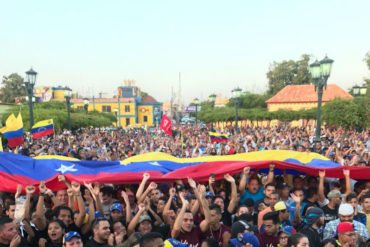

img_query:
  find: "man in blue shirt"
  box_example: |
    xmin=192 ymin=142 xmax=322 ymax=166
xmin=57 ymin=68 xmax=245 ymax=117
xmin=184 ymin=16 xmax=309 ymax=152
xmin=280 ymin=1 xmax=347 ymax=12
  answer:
xmin=238 ymin=164 xmax=275 ymax=205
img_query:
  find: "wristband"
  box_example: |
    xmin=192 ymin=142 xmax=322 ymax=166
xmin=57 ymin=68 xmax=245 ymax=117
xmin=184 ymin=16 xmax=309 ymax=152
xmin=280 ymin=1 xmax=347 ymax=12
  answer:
xmin=40 ymin=192 xmax=46 ymax=196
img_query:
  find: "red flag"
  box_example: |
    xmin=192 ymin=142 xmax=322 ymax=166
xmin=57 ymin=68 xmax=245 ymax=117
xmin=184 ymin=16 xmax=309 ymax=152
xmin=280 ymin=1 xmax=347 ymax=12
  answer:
xmin=160 ymin=115 xmax=172 ymax=136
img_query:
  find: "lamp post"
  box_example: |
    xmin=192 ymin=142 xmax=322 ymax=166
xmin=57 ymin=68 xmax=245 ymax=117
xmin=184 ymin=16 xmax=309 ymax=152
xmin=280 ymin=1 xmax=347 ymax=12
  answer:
xmin=194 ymin=98 xmax=200 ymax=126
xmin=352 ymin=85 xmax=367 ymax=96
xmin=232 ymin=87 xmax=242 ymax=131
xmin=83 ymin=98 xmax=89 ymax=114
xmin=309 ymin=55 xmax=334 ymax=149
xmin=208 ymin=94 xmax=216 ymax=130
xmin=114 ymin=108 xmax=118 ymax=127
xmin=64 ymin=90 xmax=72 ymax=130
xmin=25 ymin=68 xmax=37 ymax=128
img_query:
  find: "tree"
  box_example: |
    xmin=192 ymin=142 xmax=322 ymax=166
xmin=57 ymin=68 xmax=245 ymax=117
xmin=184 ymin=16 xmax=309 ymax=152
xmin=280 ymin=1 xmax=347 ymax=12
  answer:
xmin=267 ymin=54 xmax=312 ymax=95
xmin=321 ymin=98 xmax=368 ymax=129
xmin=0 ymin=73 xmax=26 ymax=103
xmin=2 ymin=101 xmax=117 ymax=131
xmin=227 ymin=92 xmax=269 ymax=109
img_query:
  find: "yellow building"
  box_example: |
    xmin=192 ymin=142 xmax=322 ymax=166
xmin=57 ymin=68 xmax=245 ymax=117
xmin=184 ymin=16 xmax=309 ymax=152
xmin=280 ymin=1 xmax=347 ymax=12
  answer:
xmin=70 ymin=81 xmax=162 ymax=127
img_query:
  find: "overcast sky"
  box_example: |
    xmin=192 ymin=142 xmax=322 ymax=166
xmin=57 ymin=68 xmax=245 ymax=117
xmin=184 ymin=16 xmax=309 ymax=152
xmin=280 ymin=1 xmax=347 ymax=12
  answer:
xmin=1 ymin=0 xmax=369 ymax=104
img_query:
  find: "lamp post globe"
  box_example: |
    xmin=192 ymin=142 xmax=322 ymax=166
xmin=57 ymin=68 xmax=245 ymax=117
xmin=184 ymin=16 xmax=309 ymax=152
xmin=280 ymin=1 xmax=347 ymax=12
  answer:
xmin=25 ymin=68 xmax=37 ymax=128
xmin=231 ymin=87 xmax=242 ymax=131
xmin=352 ymin=85 xmax=360 ymax=96
xmin=359 ymin=86 xmax=367 ymax=96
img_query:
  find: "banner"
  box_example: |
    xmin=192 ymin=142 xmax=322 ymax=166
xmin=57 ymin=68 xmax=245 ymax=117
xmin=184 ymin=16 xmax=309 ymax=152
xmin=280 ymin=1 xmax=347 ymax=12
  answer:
xmin=0 ymin=150 xmax=368 ymax=192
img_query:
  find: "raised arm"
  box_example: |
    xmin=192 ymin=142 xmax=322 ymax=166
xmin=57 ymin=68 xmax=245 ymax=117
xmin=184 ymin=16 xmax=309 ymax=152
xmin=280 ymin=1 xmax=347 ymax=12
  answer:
xmin=264 ymin=163 xmax=275 ymax=186
xmin=208 ymin=175 xmax=215 ymax=195
xmin=58 ymin=175 xmax=72 ymax=189
xmin=224 ymin=174 xmax=237 ymax=214
xmin=136 ymin=173 xmax=150 ymax=200
xmin=127 ymin=203 xmax=146 ymax=236
xmin=239 ymin=167 xmax=250 ymax=194
xmin=137 ymin=182 xmax=157 ymax=205
xmin=171 ymin=193 xmax=189 ymax=239
xmin=145 ymin=198 xmax=163 ymax=226
xmin=163 ymin=187 xmax=176 ymax=226
xmin=35 ymin=182 xmax=47 ymax=231
xmin=80 ymin=190 xmax=95 ymax=235
xmin=121 ymin=191 xmax=132 ymax=224
xmin=188 ymin=179 xmax=211 ymax=233
xmin=343 ymin=169 xmax=352 ymax=196
xmin=291 ymin=192 xmax=302 ymax=228
xmin=318 ymin=170 xmax=326 ymax=203
xmin=71 ymin=181 xmax=86 ymax=228
xmin=24 ymin=186 xmax=36 ymax=222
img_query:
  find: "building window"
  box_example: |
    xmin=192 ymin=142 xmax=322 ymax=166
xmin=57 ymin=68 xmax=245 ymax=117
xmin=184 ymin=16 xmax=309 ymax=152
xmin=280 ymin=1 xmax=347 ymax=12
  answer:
xmin=125 ymin=118 xmax=130 ymax=126
xmin=102 ymin=105 xmax=112 ymax=112
xmin=143 ymin=116 xmax=148 ymax=122
xmin=125 ymin=105 xmax=130 ymax=113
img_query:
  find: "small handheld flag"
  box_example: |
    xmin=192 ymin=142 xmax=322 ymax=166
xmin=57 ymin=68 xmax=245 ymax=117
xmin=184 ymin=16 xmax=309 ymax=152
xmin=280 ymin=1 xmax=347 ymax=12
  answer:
xmin=31 ymin=119 xmax=54 ymax=139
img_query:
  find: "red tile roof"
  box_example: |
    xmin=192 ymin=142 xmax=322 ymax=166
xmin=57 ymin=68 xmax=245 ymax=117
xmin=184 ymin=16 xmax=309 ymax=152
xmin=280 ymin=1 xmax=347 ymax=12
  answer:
xmin=266 ymin=84 xmax=353 ymax=104
xmin=141 ymin=95 xmax=158 ymax=103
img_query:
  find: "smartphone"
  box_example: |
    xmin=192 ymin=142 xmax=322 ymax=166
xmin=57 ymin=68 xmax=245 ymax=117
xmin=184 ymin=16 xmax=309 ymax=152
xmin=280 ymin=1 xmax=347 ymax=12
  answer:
xmin=210 ymin=173 xmax=215 ymax=178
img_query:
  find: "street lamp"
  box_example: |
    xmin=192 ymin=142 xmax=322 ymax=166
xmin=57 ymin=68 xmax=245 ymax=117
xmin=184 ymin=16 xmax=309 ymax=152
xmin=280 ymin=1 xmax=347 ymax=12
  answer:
xmin=232 ymin=87 xmax=242 ymax=131
xmin=25 ymin=68 xmax=37 ymax=128
xmin=64 ymin=90 xmax=72 ymax=130
xmin=208 ymin=94 xmax=216 ymax=130
xmin=114 ymin=108 xmax=118 ymax=127
xmin=194 ymin=98 xmax=200 ymax=126
xmin=352 ymin=85 xmax=367 ymax=96
xmin=309 ymin=55 xmax=334 ymax=149
xmin=83 ymin=98 xmax=89 ymax=114
xmin=352 ymin=85 xmax=360 ymax=96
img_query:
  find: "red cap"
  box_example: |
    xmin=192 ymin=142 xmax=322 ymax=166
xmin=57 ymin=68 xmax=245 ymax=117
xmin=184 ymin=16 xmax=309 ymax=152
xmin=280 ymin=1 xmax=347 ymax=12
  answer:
xmin=337 ymin=222 xmax=354 ymax=233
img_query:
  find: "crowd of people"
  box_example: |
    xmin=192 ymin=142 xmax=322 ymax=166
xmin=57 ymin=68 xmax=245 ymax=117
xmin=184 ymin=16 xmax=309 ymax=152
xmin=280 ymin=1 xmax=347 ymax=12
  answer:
xmin=0 ymin=125 xmax=369 ymax=247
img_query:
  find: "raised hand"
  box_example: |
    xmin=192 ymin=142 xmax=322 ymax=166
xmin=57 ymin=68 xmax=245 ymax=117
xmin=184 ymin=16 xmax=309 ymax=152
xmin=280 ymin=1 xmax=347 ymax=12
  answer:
xmin=198 ymin=184 xmax=206 ymax=196
xmin=143 ymin=173 xmax=150 ymax=180
xmin=188 ymin=178 xmax=197 ymax=189
xmin=179 ymin=192 xmax=189 ymax=207
xmin=343 ymin=169 xmax=350 ymax=177
xmin=71 ymin=181 xmax=81 ymax=195
xmin=58 ymin=175 xmax=66 ymax=182
xmin=148 ymin=182 xmax=157 ymax=190
xmin=121 ymin=191 xmax=129 ymax=202
xmin=67 ymin=188 xmax=74 ymax=197
xmin=224 ymin=173 xmax=235 ymax=183
xmin=84 ymin=190 xmax=93 ymax=202
xmin=243 ymin=167 xmax=250 ymax=175
xmin=290 ymin=192 xmax=301 ymax=205
xmin=15 ymin=185 xmax=22 ymax=199
xmin=114 ymin=230 xmax=126 ymax=244
xmin=209 ymin=175 xmax=215 ymax=185
xmin=39 ymin=181 xmax=47 ymax=194
xmin=169 ymin=187 xmax=176 ymax=197
xmin=138 ymin=203 xmax=146 ymax=212
xmin=319 ymin=170 xmax=326 ymax=178
xmin=26 ymin=185 xmax=36 ymax=195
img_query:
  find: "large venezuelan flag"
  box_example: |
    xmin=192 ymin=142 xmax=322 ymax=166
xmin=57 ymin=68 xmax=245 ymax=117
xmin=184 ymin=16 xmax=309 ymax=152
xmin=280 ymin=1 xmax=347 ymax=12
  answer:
xmin=31 ymin=119 xmax=54 ymax=139
xmin=0 ymin=150 xmax=369 ymax=192
xmin=0 ymin=113 xmax=23 ymax=148
xmin=209 ymin=132 xmax=228 ymax=143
